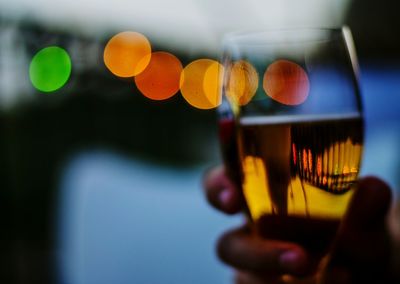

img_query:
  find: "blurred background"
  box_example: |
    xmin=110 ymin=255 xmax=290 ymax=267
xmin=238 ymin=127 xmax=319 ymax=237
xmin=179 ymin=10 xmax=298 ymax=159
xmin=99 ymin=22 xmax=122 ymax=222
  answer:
xmin=0 ymin=0 xmax=399 ymax=283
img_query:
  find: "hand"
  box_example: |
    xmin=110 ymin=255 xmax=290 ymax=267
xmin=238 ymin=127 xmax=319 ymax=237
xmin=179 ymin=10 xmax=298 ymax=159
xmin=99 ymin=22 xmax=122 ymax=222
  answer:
xmin=203 ymin=166 xmax=396 ymax=283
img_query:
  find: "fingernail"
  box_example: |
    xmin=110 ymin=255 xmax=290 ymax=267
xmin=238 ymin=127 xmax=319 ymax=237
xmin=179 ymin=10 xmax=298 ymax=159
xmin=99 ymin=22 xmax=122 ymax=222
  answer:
xmin=280 ymin=251 xmax=301 ymax=272
xmin=219 ymin=189 xmax=231 ymax=206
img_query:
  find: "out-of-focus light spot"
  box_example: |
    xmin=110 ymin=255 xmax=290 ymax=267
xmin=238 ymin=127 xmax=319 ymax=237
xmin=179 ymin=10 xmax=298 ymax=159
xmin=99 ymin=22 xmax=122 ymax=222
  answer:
xmin=308 ymin=149 xmax=313 ymax=172
xmin=317 ymin=156 xmax=322 ymax=176
xmin=103 ymin=31 xmax=151 ymax=77
xmin=203 ymin=62 xmax=224 ymax=106
xmin=263 ymin=59 xmax=310 ymax=106
xmin=180 ymin=59 xmax=224 ymax=110
xmin=225 ymin=60 xmax=258 ymax=106
xmin=334 ymin=164 xmax=339 ymax=175
xmin=292 ymin=143 xmax=297 ymax=165
xmin=350 ymin=167 xmax=358 ymax=173
xmin=29 ymin=46 xmax=71 ymax=92
xmin=134 ymin=52 xmax=183 ymax=100
xmin=303 ymin=149 xmax=308 ymax=171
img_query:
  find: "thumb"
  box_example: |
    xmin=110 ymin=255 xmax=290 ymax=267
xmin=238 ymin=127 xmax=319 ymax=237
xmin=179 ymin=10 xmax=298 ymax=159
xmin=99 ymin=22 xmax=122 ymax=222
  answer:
xmin=321 ymin=177 xmax=392 ymax=284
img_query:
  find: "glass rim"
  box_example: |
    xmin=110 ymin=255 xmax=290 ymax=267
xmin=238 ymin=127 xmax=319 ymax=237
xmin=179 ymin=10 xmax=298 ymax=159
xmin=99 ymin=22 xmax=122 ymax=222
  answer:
xmin=221 ymin=26 xmax=360 ymax=85
xmin=222 ymin=26 xmax=348 ymax=47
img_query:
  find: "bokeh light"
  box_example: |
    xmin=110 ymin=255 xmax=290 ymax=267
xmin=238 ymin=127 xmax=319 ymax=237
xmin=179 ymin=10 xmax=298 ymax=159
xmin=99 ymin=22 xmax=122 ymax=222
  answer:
xmin=134 ymin=52 xmax=183 ymax=100
xmin=263 ymin=59 xmax=310 ymax=106
xmin=29 ymin=46 xmax=72 ymax=92
xmin=103 ymin=31 xmax=151 ymax=78
xmin=180 ymin=59 xmax=224 ymax=110
xmin=225 ymin=60 xmax=259 ymax=106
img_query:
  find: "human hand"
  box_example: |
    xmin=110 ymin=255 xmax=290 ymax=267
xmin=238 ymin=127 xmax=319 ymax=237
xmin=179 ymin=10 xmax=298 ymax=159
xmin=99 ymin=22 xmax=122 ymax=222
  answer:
xmin=203 ymin=166 xmax=395 ymax=283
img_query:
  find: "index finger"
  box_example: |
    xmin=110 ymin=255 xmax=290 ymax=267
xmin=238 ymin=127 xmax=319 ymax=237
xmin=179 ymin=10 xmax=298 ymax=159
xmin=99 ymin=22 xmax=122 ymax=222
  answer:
xmin=322 ymin=177 xmax=393 ymax=284
xmin=203 ymin=165 xmax=243 ymax=214
xmin=217 ymin=225 xmax=313 ymax=277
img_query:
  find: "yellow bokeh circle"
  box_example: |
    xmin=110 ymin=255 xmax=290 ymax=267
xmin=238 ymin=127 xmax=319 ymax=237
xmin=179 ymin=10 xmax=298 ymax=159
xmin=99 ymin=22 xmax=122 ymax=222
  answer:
xmin=225 ymin=60 xmax=259 ymax=106
xmin=180 ymin=59 xmax=224 ymax=110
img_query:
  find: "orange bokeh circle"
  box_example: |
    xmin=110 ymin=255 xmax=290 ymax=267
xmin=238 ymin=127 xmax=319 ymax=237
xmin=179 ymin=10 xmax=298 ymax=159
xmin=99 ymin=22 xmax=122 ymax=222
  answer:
xmin=263 ymin=59 xmax=310 ymax=106
xmin=104 ymin=31 xmax=151 ymax=78
xmin=135 ymin=52 xmax=183 ymax=100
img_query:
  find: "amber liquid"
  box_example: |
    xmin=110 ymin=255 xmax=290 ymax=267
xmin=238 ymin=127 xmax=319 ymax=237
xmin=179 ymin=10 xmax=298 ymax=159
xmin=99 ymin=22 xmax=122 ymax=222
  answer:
xmin=237 ymin=113 xmax=363 ymax=252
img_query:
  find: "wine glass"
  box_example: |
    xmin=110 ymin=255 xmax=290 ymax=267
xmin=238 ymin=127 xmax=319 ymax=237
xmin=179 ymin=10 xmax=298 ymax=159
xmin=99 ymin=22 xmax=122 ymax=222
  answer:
xmin=219 ymin=27 xmax=363 ymax=254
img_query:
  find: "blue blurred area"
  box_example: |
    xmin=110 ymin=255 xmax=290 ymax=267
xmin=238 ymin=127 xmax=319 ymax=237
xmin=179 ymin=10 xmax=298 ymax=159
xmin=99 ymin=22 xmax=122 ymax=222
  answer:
xmin=361 ymin=65 xmax=400 ymax=123
xmin=57 ymin=63 xmax=399 ymax=284
xmin=58 ymin=152 xmax=240 ymax=284
xmin=360 ymin=63 xmax=400 ymax=194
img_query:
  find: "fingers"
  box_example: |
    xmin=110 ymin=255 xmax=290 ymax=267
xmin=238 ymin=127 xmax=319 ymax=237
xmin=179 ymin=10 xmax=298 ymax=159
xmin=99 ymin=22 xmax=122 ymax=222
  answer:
xmin=317 ymin=267 xmax=351 ymax=284
xmin=322 ymin=176 xmax=393 ymax=284
xmin=217 ymin=225 xmax=312 ymax=277
xmin=333 ymin=176 xmax=392 ymax=262
xmin=236 ymin=271 xmax=317 ymax=284
xmin=203 ymin=165 xmax=242 ymax=214
xmin=235 ymin=271 xmax=285 ymax=284
xmin=344 ymin=176 xmax=392 ymax=231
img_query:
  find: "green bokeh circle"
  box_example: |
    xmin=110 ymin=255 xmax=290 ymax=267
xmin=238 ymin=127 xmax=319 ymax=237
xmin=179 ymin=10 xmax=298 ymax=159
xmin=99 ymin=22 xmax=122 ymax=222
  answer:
xmin=29 ymin=46 xmax=72 ymax=92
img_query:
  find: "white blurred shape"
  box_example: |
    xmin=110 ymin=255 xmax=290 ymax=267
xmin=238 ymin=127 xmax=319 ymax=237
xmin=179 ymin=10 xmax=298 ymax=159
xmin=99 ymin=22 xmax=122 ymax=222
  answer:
xmin=0 ymin=0 xmax=351 ymax=54
xmin=0 ymin=24 xmax=32 ymax=108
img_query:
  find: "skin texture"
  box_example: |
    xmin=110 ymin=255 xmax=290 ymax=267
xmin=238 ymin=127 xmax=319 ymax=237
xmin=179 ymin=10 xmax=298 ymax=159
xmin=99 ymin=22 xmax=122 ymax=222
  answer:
xmin=203 ymin=166 xmax=397 ymax=284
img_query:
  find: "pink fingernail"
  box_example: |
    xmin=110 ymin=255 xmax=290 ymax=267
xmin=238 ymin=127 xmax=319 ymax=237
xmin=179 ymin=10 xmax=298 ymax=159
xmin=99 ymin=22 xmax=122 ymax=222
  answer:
xmin=280 ymin=251 xmax=301 ymax=272
xmin=219 ymin=189 xmax=231 ymax=206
